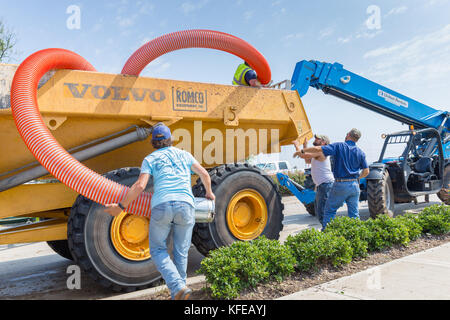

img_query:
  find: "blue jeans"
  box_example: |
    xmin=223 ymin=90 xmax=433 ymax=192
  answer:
xmin=315 ymin=182 xmax=334 ymax=225
xmin=322 ymin=181 xmax=360 ymax=230
xmin=149 ymin=201 xmax=195 ymax=299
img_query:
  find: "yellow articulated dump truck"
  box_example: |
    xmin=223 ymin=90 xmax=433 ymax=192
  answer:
xmin=0 ymin=60 xmax=312 ymax=291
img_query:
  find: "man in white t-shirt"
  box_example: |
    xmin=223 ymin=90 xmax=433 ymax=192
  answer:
xmin=293 ymin=134 xmax=334 ymax=225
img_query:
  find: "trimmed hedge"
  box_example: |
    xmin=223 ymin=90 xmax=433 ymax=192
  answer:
xmin=417 ymin=205 xmax=450 ymax=235
xmin=365 ymin=215 xmax=411 ymax=251
xmin=285 ymin=229 xmax=353 ymax=271
xmin=394 ymin=213 xmax=423 ymax=241
xmin=197 ymin=236 xmax=295 ymax=299
xmin=251 ymin=236 xmax=297 ymax=282
xmin=198 ymin=204 xmax=449 ymax=299
xmin=323 ymin=216 xmax=371 ymax=258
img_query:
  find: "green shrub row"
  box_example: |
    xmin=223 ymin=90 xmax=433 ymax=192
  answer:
xmin=198 ymin=237 xmax=296 ymax=299
xmin=198 ymin=204 xmax=449 ymax=299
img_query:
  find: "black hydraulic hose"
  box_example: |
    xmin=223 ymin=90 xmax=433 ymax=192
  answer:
xmin=0 ymin=126 xmax=152 ymax=192
xmin=0 ymin=125 xmax=141 ymax=179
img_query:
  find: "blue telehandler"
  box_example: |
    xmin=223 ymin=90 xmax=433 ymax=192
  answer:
xmin=278 ymin=60 xmax=449 ymax=218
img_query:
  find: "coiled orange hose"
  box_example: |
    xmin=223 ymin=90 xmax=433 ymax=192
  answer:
xmin=121 ymin=29 xmax=271 ymax=84
xmin=10 ymin=48 xmax=152 ymax=216
xmin=10 ymin=30 xmax=271 ymax=217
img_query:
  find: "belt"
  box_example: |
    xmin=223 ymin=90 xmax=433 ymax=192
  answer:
xmin=335 ymin=178 xmax=358 ymax=182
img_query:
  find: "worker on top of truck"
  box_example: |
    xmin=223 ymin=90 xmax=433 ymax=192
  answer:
xmin=232 ymin=61 xmax=262 ymax=87
xmin=104 ymin=123 xmax=215 ymax=300
xmin=296 ymin=128 xmax=369 ymax=229
xmin=293 ymin=134 xmax=334 ymax=226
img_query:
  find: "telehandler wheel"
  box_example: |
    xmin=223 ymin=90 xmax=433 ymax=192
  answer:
xmin=437 ymin=165 xmax=449 ymax=205
xmin=302 ymin=174 xmax=316 ymax=216
xmin=67 ymin=167 xmax=161 ymax=292
xmin=304 ymin=202 xmax=315 ymax=216
xmin=192 ymin=163 xmax=284 ymax=257
xmin=367 ymin=170 xmax=395 ymax=218
xmin=47 ymin=240 xmax=73 ymax=260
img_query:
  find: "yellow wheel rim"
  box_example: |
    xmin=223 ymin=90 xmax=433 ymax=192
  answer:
xmin=110 ymin=212 xmax=150 ymax=261
xmin=226 ymin=189 xmax=268 ymax=240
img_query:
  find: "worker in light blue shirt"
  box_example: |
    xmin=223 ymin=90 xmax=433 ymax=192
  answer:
xmin=104 ymin=123 xmax=215 ymax=300
xmin=297 ymin=128 xmax=369 ymax=229
xmin=140 ymin=145 xmax=197 ymax=209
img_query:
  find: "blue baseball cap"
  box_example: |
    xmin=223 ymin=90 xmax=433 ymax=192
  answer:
xmin=152 ymin=123 xmax=171 ymax=141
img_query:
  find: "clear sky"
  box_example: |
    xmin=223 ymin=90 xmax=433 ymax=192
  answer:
xmin=1 ymin=0 xmax=449 ymax=168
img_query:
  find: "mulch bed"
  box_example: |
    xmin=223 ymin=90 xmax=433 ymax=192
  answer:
xmin=137 ymin=233 xmax=450 ymax=300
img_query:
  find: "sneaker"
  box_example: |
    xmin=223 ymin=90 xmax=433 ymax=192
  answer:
xmin=174 ymin=287 xmax=192 ymax=300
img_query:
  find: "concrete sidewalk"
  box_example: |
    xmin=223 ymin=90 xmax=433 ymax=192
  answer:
xmin=104 ymin=242 xmax=450 ymax=301
xmin=278 ymin=242 xmax=450 ymax=300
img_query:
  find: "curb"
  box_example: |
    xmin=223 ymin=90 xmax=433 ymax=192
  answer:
xmin=100 ymin=275 xmax=206 ymax=300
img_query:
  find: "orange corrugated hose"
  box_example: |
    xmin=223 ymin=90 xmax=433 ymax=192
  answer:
xmin=121 ymin=29 xmax=271 ymax=84
xmin=10 ymin=48 xmax=152 ymax=216
xmin=10 ymin=30 xmax=271 ymax=217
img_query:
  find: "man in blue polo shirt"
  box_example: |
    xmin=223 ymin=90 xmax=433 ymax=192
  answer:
xmin=297 ymin=128 xmax=369 ymax=229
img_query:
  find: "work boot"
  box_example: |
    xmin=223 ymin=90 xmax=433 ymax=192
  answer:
xmin=174 ymin=287 xmax=192 ymax=300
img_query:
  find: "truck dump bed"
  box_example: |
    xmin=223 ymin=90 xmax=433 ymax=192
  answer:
xmin=0 ymin=64 xmax=313 ymax=220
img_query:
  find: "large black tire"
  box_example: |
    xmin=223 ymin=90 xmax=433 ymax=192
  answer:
xmin=304 ymin=202 xmax=315 ymax=216
xmin=192 ymin=163 xmax=284 ymax=257
xmin=367 ymin=170 xmax=395 ymax=218
xmin=47 ymin=240 xmax=73 ymax=260
xmin=437 ymin=165 xmax=449 ymax=205
xmin=67 ymin=167 xmax=161 ymax=292
xmin=302 ymin=172 xmax=316 ymax=216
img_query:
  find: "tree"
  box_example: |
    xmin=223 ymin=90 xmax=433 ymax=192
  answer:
xmin=0 ymin=20 xmax=17 ymax=62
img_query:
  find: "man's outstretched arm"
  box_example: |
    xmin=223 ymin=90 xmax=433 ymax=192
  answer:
xmin=191 ymin=162 xmax=215 ymax=201
xmin=104 ymin=173 xmax=150 ymax=217
xmin=294 ymin=146 xmax=325 ymax=159
xmin=292 ymin=139 xmax=312 ymax=164
xmin=359 ymin=168 xmax=370 ymax=179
